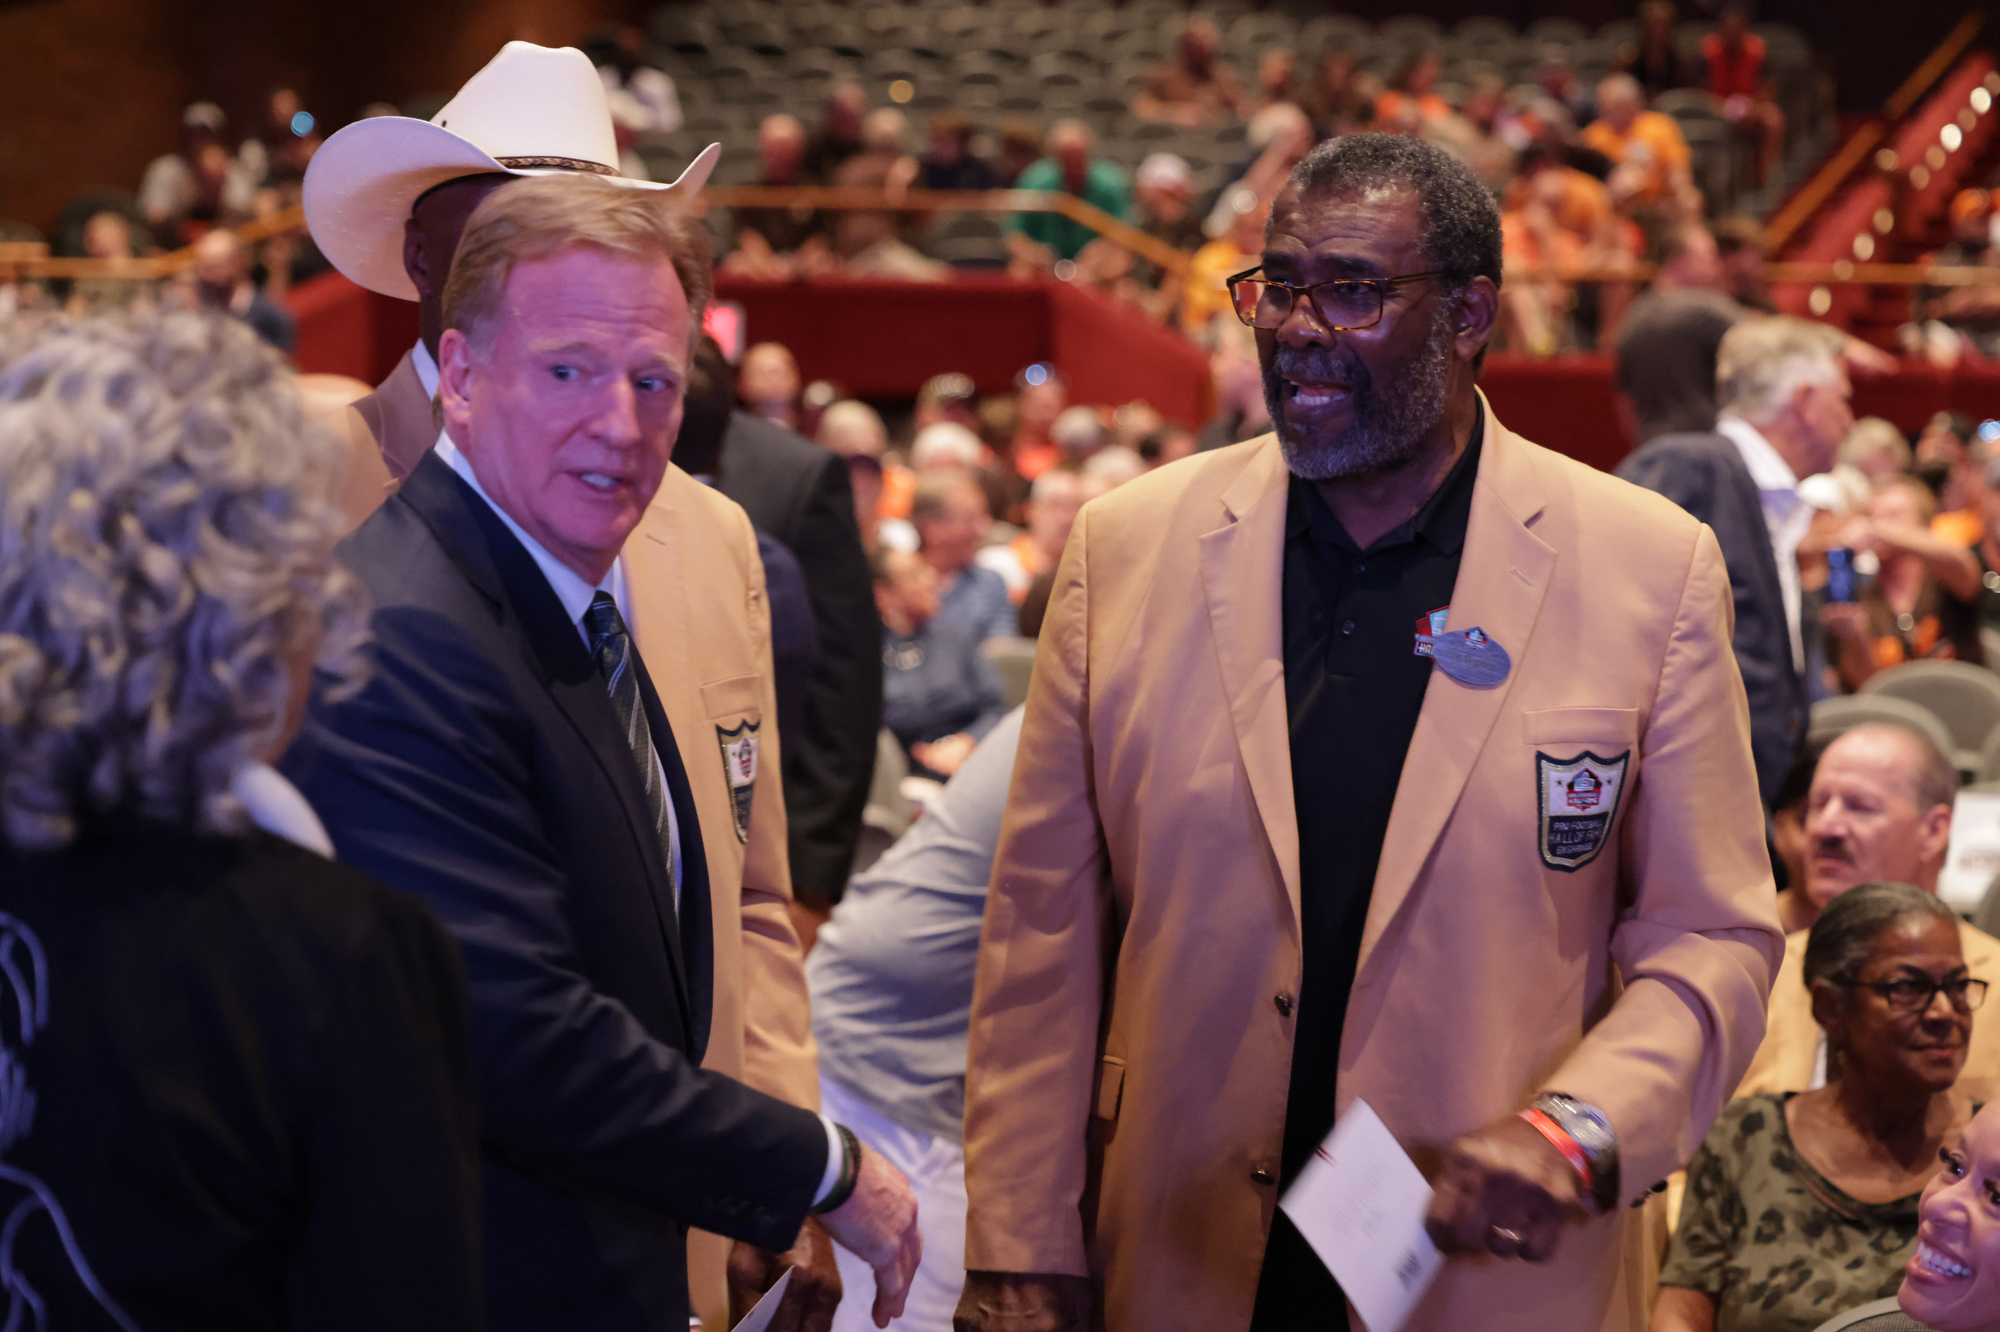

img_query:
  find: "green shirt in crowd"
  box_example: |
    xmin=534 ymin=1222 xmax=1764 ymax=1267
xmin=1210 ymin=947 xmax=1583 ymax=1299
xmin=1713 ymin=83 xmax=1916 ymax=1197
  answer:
xmin=1006 ymin=157 xmax=1132 ymax=262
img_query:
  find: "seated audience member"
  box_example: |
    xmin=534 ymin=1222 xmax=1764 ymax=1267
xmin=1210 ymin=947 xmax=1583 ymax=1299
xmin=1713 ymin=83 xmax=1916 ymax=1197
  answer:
xmin=1132 ymin=152 xmax=1204 ymax=255
xmin=68 ymin=210 xmax=149 ymax=316
xmin=1374 ymin=49 xmax=1450 ymax=132
xmin=819 ymin=398 xmax=890 ymax=462
xmin=806 ymin=707 xmax=1026 ymax=1332
xmin=1841 ymin=417 xmax=1916 ymax=489
xmin=1008 ymin=366 xmax=1067 ymax=482
xmin=189 ymin=227 xmax=294 ymax=352
xmin=875 ymin=547 xmax=1006 ymax=780
xmin=1585 ymin=73 xmax=1694 ymax=209
xmin=805 ymin=82 xmax=870 ymax=185
xmin=913 ymin=373 xmax=980 ymax=435
xmin=1714 ymin=215 xmax=1777 ymax=312
xmin=1134 ymin=19 xmax=1242 ymax=128
xmin=994 ymin=118 xmax=1044 ymax=189
xmin=1049 ymin=404 xmax=1105 ymax=470
xmin=921 ymin=111 xmax=997 ymax=192
xmin=1902 ymin=1098 xmax=2000 ymax=1329
xmin=978 ymin=468 xmax=1084 ymax=604
xmin=910 ymin=422 xmax=985 ymax=475
xmin=1742 ymin=723 xmax=2000 ymax=1104
xmin=913 ymin=471 xmax=1017 ymax=643
xmin=1656 ymin=882 xmax=1981 ymax=1332
xmin=139 ymin=102 xmax=260 ymax=245
xmin=1183 ymin=197 xmax=1266 ymax=338
xmin=724 ymin=115 xmax=825 ymax=278
xmin=0 ymin=313 xmax=480 ymax=1328
xmin=1704 ymin=3 xmax=1785 ymax=188
xmin=1768 ymin=739 xmax=1829 ymax=893
xmin=1824 ymin=477 xmax=1984 ymax=690
xmin=830 ymin=110 xmax=942 ymax=282
xmin=1624 ymin=0 xmax=1696 ymax=99
xmin=588 ymin=24 xmax=682 ymax=161
xmin=1240 ymin=49 xmax=1299 ymax=120
xmin=738 ymin=340 xmax=802 ymax=432
xmin=1303 ymin=47 xmax=1372 ymax=138
xmin=1140 ymin=422 xmax=1200 ymax=469
xmin=1006 ymin=121 xmax=1132 ymax=267
xmin=1912 ymin=194 xmax=2000 ymax=365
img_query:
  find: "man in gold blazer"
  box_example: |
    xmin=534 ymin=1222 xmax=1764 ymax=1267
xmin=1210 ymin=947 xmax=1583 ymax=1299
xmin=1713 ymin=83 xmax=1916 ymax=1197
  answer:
xmin=299 ymin=43 xmax=830 ymax=1329
xmin=954 ymin=135 xmax=1784 ymax=1332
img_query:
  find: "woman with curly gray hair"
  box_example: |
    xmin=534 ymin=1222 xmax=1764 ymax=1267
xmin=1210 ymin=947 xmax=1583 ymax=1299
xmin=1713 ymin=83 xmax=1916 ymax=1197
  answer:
xmin=0 ymin=312 xmax=481 ymax=1330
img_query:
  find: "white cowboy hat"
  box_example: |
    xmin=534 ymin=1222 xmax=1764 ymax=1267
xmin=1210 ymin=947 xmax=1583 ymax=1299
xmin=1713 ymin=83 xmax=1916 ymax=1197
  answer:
xmin=303 ymin=40 xmax=719 ymax=300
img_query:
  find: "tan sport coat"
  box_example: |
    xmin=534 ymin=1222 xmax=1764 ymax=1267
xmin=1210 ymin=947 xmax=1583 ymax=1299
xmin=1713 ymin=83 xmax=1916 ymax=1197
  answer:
xmin=961 ymin=401 xmax=1786 ymax=1332
xmin=1737 ymin=919 xmax=2000 ymax=1104
xmin=344 ymin=350 xmax=820 ymax=1327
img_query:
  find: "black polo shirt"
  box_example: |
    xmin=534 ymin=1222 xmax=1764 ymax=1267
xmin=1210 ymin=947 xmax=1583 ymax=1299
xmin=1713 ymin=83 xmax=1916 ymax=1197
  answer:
xmin=1251 ymin=404 xmax=1483 ymax=1329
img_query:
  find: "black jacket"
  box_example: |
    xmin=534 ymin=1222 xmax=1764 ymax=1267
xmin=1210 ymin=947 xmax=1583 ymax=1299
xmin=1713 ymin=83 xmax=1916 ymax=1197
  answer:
xmin=0 ymin=825 xmax=481 ymax=1332
xmin=285 ymin=456 xmax=827 ymax=1332
xmin=716 ymin=412 xmax=882 ymax=901
xmin=1617 ymin=431 xmax=1807 ymax=801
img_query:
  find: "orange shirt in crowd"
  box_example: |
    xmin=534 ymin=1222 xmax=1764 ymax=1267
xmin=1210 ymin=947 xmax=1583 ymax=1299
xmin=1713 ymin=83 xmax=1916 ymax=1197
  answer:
xmin=1011 ymin=441 xmax=1059 ymax=483
xmin=1502 ymin=167 xmax=1616 ymax=247
xmin=877 ymin=459 xmax=916 ymax=520
xmin=1181 ymin=236 xmax=1253 ymax=337
xmin=1933 ymin=508 xmax=1984 ymax=549
xmin=1582 ymin=111 xmax=1692 ymax=204
xmin=1373 ymin=90 xmax=1451 ymax=127
xmin=1702 ymin=33 xmax=1767 ymax=101
xmin=1500 ymin=209 xmax=1586 ymax=276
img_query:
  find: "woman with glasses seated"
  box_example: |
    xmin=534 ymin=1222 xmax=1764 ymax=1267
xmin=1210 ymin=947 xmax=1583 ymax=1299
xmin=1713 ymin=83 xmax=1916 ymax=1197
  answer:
xmin=1653 ymin=881 xmax=1984 ymax=1332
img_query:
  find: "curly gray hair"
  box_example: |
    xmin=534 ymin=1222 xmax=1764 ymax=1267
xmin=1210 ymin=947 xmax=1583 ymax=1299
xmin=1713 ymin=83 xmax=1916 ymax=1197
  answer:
xmin=0 ymin=312 xmax=368 ymax=850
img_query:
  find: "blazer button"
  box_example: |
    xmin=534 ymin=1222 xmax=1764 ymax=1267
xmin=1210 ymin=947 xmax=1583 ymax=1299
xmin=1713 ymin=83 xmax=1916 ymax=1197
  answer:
xmin=1251 ymin=1167 xmax=1275 ymax=1186
xmin=1274 ymin=992 xmax=1294 ymax=1017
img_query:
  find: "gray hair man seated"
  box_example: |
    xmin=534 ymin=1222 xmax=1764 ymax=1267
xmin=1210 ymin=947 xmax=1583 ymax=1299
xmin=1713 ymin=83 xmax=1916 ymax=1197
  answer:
xmin=1739 ymin=722 xmax=2000 ymax=1105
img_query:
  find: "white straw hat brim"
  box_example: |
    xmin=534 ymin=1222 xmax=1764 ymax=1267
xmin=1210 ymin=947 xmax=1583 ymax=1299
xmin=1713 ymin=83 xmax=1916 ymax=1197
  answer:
xmin=303 ymin=117 xmax=718 ymax=300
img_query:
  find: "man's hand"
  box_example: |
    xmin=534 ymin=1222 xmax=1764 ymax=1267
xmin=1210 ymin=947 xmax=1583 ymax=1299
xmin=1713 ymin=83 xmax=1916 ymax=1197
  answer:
xmin=728 ymin=1220 xmax=842 ymax=1332
xmin=1424 ymin=1114 xmax=1583 ymax=1263
xmin=818 ymin=1141 xmax=922 ymax=1328
xmin=952 ymin=1271 xmax=1093 ymax=1332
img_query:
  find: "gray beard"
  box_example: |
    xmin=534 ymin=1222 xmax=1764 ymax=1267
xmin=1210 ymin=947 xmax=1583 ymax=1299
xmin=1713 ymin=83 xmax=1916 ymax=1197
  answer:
xmin=1262 ymin=305 xmax=1456 ymax=481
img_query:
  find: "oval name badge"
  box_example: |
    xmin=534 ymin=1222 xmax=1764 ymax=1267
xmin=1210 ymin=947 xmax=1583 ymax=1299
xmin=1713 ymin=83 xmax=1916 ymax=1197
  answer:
xmin=1432 ymin=626 xmax=1511 ymax=688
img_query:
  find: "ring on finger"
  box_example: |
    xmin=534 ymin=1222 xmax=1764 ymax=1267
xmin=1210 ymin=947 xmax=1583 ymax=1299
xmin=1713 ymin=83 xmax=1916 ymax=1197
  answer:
xmin=1490 ymin=1225 xmax=1524 ymax=1247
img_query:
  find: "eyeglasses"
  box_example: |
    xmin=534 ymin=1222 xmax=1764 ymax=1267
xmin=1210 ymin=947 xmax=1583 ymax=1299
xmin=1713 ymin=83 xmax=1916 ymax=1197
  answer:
xmin=1853 ymin=975 xmax=1990 ymax=1013
xmin=1226 ymin=267 xmax=1443 ymax=331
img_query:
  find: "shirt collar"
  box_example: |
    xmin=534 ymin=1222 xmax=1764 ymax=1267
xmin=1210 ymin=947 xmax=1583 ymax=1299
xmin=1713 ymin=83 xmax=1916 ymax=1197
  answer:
xmin=1715 ymin=414 xmax=1801 ymax=493
xmin=432 ymin=430 xmax=628 ymax=644
xmin=411 ymin=339 xmax=440 ymax=400
xmin=1287 ymin=396 xmax=1485 ymax=558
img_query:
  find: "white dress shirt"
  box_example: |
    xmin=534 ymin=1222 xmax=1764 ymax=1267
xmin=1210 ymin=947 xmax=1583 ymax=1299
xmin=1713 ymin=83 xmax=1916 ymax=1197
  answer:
xmin=411 ymin=339 xmax=440 ymax=398
xmin=1716 ymin=414 xmax=1812 ymax=674
xmin=432 ymin=426 xmax=847 ymax=1203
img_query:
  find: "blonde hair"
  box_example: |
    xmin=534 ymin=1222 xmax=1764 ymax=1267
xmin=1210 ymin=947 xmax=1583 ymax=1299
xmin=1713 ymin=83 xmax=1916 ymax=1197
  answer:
xmin=0 ymin=312 xmax=368 ymax=850
xmin=443 ymin=174 xmax=714 ymax=355
xmin=1838 ymin=416 xmax=1912 ymax=472
xmin=1716 ymin=316 xmax=1847 ymax=421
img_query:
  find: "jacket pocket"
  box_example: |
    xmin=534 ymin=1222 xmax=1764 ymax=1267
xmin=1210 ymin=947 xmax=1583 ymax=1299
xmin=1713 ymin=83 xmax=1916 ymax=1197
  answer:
xmin=700 ymin=673 xmax=763 ymax=722
xmin=1523 ymin=706 xmax=1640 ymax=747
xmin=1093 ymin=1056 xmax=1126 ymax=1121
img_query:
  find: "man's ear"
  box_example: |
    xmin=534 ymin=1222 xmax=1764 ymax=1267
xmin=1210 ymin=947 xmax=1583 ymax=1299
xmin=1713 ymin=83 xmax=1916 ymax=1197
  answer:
xmin=403 ymin=216 xmax=432 ymax=297
xmin=1921 ymin=803 xmax=1954 ymax=870
xmin=438 ymin=327 xmax=476 ymax=438
xmin=1454 ymin=275 xmax=1499 ymax=363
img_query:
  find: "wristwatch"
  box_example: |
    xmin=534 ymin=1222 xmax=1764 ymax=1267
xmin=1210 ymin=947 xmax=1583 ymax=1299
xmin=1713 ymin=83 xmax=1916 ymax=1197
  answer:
xmin=1522 ymin=1092 xmax=1621 ymax=1215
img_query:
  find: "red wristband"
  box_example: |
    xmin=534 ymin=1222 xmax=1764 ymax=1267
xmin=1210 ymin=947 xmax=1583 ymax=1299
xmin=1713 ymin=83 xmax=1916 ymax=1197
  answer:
xmin=1519 ymin=1106 xmax=1594 ymax=1194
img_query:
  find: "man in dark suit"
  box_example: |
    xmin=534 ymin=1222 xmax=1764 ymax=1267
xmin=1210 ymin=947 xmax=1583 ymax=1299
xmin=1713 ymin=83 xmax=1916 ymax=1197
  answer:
xmin=716 ymin=409 xmax=883 ymax=906
xmin=286 ymin=174 xmax=919 ymax=1332
xmin=1617 ymin=315 xmax=1852 ymax=802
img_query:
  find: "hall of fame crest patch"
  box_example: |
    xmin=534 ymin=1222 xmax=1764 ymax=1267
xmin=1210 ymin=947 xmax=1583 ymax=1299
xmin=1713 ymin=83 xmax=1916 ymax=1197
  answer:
xmin=1535 ymin=750 xmax=1630 ymax=871
xmin=715 ymin=721 xmax=760 ymax=843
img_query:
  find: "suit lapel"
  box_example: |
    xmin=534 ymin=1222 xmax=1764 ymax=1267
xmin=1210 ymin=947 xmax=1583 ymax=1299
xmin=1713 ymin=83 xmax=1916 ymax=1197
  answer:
xmin=395 ymin=456 xmax=695 ymax=1019
xmin=1355 ymin=400 xmax=1558 ymax=980
xmin=1198 ymin=439 xmax=1303 ymax=938
xmin=356 ymin=349 xmax=438 ymax=481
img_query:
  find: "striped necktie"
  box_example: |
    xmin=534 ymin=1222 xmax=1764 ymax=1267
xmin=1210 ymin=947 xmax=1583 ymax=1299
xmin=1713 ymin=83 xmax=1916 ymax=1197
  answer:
xmin=584 ymin=591 xmax=676 ymax=910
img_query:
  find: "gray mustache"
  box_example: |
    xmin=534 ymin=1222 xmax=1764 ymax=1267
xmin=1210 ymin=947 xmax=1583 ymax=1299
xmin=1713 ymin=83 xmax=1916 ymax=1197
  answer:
xmin=1269 ymin=345 xmax=1370 ymax=390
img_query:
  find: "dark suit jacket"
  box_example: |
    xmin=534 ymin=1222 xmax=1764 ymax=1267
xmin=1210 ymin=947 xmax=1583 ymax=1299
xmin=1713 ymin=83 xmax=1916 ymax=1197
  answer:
xmin=756 ymin=527 xmax=820 ymax=760
xmin=1616 ymin=431 xmax=1806 ymax=801
xmin=285 ymin=455 xmax=828 ymax=1332
xmin=716 ymin=412 xmax=882 ymax=900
